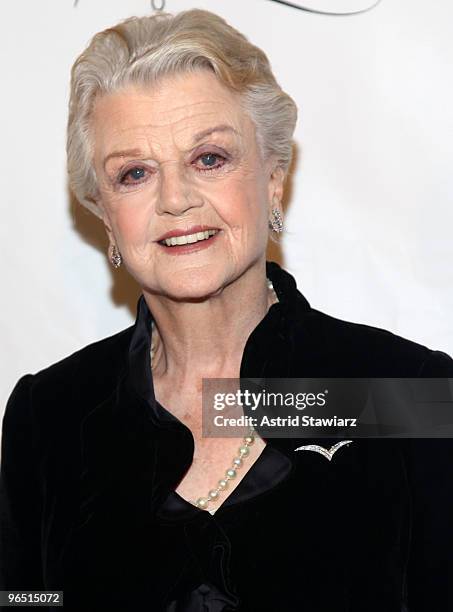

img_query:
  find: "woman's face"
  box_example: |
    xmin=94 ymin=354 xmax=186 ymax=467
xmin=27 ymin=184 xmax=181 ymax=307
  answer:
xmin=92 ymin=69 xmax=284 ymax=299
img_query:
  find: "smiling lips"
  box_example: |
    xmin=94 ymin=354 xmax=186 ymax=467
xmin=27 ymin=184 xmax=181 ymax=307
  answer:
xmin=156 ymin=225 xmax=221 ymax=248
xmin=159 ymin=229 xmax=219 ymax=246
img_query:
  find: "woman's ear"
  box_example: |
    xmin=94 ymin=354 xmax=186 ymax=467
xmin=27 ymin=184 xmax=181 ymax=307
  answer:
xmin=96 ymin=197 xmax=115 ymax=245
xmin=267 ymin=163 xmax=285 ymax=209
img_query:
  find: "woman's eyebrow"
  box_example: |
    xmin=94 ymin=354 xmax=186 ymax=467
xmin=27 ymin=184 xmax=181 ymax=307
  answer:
xmin=103 ymin=124 xmax=239 ymax=170
xmin=192 ymin=123 xmax=239 ymax=143
xmin=103 ymin=148 xmax=144 ymax=171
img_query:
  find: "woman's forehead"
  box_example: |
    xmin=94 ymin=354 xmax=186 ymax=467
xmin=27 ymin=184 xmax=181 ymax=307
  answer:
xmin=92 ymin=73 xmax=255 ymax=158
xmin=94 ymin=72 xmax=244 ymax=129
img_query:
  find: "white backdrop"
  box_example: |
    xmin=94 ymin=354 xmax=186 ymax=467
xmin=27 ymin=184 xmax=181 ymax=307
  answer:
xmin=1 ymin=0 xmax=452 ymax=420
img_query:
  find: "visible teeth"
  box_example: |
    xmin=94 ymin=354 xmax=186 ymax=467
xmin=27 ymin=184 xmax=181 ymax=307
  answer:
xmin=162 ymin=229 xmax=218 ymax=247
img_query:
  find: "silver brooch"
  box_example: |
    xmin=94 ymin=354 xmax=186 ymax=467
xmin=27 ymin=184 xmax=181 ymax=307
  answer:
xmin=294 ymin=440 xmax=354 ymax=461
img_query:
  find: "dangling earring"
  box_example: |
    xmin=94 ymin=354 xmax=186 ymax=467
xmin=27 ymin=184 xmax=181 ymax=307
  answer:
xmin=268 ymin=208 xmax=283 ymax=233
xmin=109 ymin=244 xmax=122 ymax=268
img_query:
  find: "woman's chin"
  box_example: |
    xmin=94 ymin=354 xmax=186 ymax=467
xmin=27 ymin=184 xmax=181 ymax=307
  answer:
xmin=143 ymin=277 xmax=227 ymax=303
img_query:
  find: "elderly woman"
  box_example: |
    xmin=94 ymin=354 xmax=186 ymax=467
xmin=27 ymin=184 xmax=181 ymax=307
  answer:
xmin=1 ymin=8 xmax=452 ymax=612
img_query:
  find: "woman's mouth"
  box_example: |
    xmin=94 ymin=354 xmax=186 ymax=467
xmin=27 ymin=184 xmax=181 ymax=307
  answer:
xmin=157 ymin=229 xmax=221 ymax=254
xmin=159 ymin=228 xmax=219 ymax=246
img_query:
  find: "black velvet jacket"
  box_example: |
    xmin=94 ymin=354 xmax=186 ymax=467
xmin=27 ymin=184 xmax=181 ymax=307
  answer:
xmin=1 ymin=261 xmax=453 ymax=611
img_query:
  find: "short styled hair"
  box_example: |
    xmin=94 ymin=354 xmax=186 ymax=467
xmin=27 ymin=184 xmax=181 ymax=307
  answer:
xmin=66 ymin=8 xmax=298 ymax=219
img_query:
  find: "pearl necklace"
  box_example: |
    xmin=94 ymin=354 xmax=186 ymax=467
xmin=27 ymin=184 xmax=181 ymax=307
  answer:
xmin=150 ymin=278 xmax=278 ymax=513
xmin=192 ymin=425 xmax=257 ymax=512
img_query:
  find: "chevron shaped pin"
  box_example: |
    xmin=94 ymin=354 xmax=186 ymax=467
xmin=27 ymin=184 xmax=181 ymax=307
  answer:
xmin=294 ymin=440 xmax=354 ymax=461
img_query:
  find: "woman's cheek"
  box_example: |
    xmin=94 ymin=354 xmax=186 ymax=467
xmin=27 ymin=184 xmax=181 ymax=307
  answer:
xmin=114 ymin=198 xmax=154 ymax=236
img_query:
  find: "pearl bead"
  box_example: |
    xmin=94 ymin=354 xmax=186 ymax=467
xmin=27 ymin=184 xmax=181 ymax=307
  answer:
xmin=244 ymin=435 xmax=255 ymax=445
xmin=195 ymin=497 xmax=208 ymax=509
xmin=218 ymin=479 xmax=228 ymax=489
xmin=233 ymin=457 xmax=243 ymax=467
xmin=226 ymin=468 xmax=237 ymax=478
xmin=208 ymin=489 xmax=219 ymax=499
xmin=239 ymin=446 xmax=250 ymax=457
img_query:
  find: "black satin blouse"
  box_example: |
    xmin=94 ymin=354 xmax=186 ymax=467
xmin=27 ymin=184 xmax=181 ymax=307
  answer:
xmin=1 ymin=261 xmax=453 ymax=611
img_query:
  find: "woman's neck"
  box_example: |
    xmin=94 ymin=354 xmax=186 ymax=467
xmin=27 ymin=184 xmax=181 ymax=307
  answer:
xmin=142 ymin=262 xmax=278 ymax=386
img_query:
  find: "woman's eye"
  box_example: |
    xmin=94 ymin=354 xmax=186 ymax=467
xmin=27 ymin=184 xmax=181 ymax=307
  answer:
xmin=118 ymin=153 xmax=227 ymax=187
xmin=119 ymin=166 xmax=148 ymax=185
xmin=195 ymin=152 xmax=226 ymax=171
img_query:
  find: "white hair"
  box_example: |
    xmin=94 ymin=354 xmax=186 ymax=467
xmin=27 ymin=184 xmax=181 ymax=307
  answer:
xmin=66 ymin=8 xmax=298 ymax=240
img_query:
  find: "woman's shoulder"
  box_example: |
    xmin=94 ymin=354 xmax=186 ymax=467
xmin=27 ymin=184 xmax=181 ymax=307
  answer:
xmin=4 ymin=324 xmax=135 ymax=433
xmin=295 ymin=304 xmax=453 ymax=376
xmin=271 ymin=262 xmax=452 ymax=376
xmin=30 ymin=324 xmax=133 ymax=386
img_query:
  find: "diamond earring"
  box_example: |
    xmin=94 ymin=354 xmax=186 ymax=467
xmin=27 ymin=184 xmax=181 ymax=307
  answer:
xmin=268 ymin=208 xmax=283 ymax=233
xmin=109 ymin=244 xmax=122 ymax=268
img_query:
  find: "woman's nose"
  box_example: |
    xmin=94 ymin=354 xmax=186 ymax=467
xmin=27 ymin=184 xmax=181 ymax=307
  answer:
xmin=156 ymin=161 xmax=202 ymax=216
